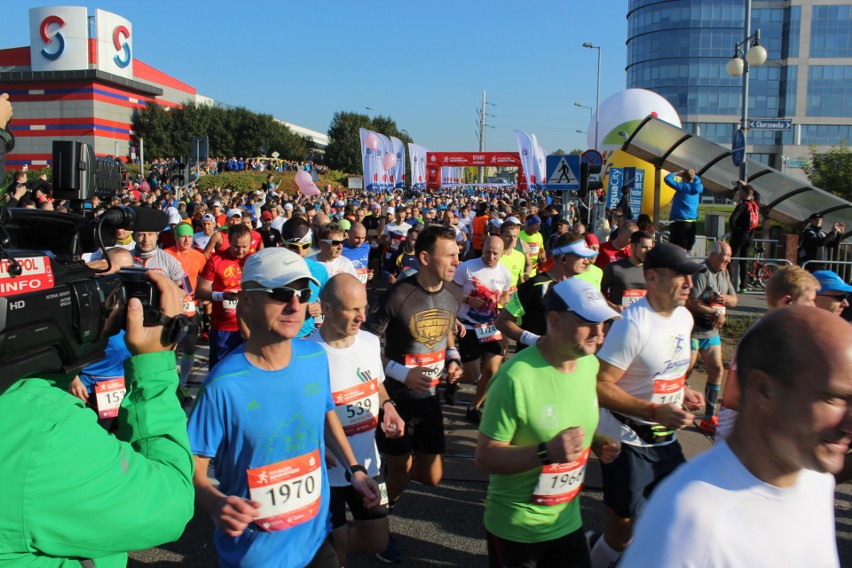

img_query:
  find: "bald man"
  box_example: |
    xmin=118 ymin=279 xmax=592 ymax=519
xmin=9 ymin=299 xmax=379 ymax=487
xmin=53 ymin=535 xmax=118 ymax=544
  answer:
xmin=686 ymin=241 xmax=738 ymax=434
xmin=309 ymin=274 xmax=404 ymax=566
xmin=342 ymin=221 xmax=373 ymax=285
xmin=622 ymin=306 xmax=851 ymax=567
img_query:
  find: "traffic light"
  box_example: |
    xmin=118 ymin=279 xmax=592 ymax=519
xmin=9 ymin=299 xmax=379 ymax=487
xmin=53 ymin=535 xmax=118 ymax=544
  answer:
xmin=579 ymin=162 xmax=603 ymax=199
xmin=169 ymin=158 xmax=186 ymax=190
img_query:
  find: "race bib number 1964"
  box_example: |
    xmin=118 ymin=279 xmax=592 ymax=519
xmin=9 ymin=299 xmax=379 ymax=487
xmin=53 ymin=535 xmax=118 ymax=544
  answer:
xmin=531 ymin=448 xmax=590 ymax=506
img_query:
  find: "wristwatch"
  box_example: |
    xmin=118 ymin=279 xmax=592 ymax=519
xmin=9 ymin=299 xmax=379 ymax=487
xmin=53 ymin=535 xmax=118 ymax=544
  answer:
xmin=344 ymin=464 xmax=368 ymax=483
xmin=0 ymin=127 xmax=15 ymax=152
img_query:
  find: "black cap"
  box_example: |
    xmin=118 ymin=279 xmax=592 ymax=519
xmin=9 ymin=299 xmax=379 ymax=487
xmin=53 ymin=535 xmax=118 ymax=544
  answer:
xmin=644 ymin=243 xmax=706 ymax=275
xmin=808 ymin=212 xmax=823 ymax=220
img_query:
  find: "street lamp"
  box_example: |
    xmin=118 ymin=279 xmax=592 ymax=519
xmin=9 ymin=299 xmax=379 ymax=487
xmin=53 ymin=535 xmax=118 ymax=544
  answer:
xmin=583 ymin=42 xmax=601 ymax=150
xmin=725 ymin=0 xmax=767 ymax=181
xmin=574 ymin=101 xmax=593 ymax=116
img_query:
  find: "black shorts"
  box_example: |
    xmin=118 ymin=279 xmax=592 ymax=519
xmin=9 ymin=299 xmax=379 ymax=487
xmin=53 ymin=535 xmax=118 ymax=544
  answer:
xmin=458 ymin=324 xmax=506 ymax=363
xmin=600 ymin=441 xmax=685 ymax=519
xmin=329 ymin=475 xmax=389 ymax=529
xmin=486 ymin=527 xmax=591 ymax=568
xmin=375 ymin=395 xmax=445 ymax=456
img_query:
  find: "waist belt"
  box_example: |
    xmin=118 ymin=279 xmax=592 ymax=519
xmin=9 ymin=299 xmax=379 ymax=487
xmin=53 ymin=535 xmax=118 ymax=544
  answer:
xmin=612 ymin=412 xmax=674 ymax=444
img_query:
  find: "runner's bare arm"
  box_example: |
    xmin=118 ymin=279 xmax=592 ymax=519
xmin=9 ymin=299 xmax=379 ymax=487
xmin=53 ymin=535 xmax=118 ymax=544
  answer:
xmin=476 ymin=429 xmax=586 ymax=475
xmin=325 ymin=411 xmax=381 ymax=507
xmin=596 ymin=359 xmax=655 ymax=420
xmin=192 ymin=454 xmax=261 ymax=537
xmin=494 ymin=307 xmax=525 ymax=343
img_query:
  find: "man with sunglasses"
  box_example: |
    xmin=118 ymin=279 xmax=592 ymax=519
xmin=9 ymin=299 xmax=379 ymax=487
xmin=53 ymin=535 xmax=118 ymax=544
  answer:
xmin=311 ymin=223 xmax=358 ymax=278
xmin=189 ymin=249 xmax=382 ymax=568
xmin=813 ymin=270 xmax=852 ymax=317
xmin=590 ymin=244 xmax=706 ymax=567
xmin=197 ymin=224 xmax=255 ymax=369
xmin=281 ymin=218 xmax=329 ymax=338
xmin=476 ymin=278 xmax=621 ymax=568
xmin=362 ymin=225 xmax=464 ymax=564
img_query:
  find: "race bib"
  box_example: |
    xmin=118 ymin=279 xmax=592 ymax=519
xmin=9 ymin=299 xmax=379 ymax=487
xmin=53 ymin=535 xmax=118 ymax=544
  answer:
xmin=355 ymin=268 xmax=369 ymax=285
xmin=621 ymin=289 xmax=646 ymax=307
xmin=314 ymin=313 xmax=324 ymax=328
xmin=404 ymin=351 xmax=445 ymax=388
xmin=247 ymin=449 xmax=323 ymax=532
xmin=333 ymin=379 xmax=380 ymax=436
xmin=94 ymin=377 xmax=126 ymax=419
xmin=531 ymin=448 xmax=590 ymax=506
xmin=222 ymin=298 xmax=238 ymax=312
xmin=528 ymin=243 xmax=540 ymax=256
xmin=474 ymin=323 xmax=503 ymax=343
xmin=183 ymin=295 xmax=197 ymax=316
xmin=651 ymin=375 xmax=686 ymax=406
xmin=379 ymin=481 xmax=389 ymax=506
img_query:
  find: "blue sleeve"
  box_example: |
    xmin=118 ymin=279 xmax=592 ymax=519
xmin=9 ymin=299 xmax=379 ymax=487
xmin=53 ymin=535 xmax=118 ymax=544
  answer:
xmin=187 ymin=379 xmax=226 ymax=458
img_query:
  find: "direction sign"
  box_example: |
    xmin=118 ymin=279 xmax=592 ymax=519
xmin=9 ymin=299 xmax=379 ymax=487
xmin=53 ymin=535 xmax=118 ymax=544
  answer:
xmin=581 ymin=149 xmax=603 ymax=165
xmin=731 ymin=129 xmax=746 ymax=168
xmin=546 ymin=154 xmax=581 ymax=190
xmin=749 ymin=119 xmax=792 ymax=131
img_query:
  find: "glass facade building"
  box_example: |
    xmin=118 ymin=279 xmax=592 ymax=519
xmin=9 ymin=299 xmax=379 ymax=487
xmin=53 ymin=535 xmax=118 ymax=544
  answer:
xmin=626 ymin=0 xmax=852 ymax=177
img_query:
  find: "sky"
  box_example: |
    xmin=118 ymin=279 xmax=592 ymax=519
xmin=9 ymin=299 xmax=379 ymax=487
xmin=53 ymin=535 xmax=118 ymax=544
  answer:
xmin=6 ymin=1 xmax=630 ymax=155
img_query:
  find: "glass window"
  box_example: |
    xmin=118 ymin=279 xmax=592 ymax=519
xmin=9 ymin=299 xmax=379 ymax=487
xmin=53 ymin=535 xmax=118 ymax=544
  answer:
xmin=807 ymin=66 xmax=852 ymax=117
xmin=811 ymin=5 xmax=852 ymax=57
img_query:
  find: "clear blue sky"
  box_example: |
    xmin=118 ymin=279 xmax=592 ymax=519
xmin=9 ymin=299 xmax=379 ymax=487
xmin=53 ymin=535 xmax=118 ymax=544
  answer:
xmin=6 ymin=1 xmax=629 ymax=154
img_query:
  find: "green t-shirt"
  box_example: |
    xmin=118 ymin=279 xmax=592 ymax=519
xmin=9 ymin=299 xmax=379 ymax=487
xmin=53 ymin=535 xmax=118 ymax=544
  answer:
xmin=574 ymin=263 xmax=603 ymax=289
xmin=519 ymin=230 xmax=544 ymax=277
xmin=480 ymin=346 xmax=600 ymax=543
xmin=499 ymin=248 xmax=527 ymax=290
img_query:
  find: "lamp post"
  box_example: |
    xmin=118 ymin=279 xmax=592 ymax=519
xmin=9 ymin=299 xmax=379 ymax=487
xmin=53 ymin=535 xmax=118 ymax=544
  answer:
xmin=725 ymin=0 xmax=767 ymax=181
xmin=583 ymin=42 xmax=601 ymax=150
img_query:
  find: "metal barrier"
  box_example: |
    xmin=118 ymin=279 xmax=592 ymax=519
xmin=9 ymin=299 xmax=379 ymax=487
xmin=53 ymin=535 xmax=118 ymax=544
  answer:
xmin=728 ymin=256 xmax=793 ymax=294
xmin=752 ymin=239 xmax=779 ymax=258
xmin=802 ymin=259 xmax=852 ymax=282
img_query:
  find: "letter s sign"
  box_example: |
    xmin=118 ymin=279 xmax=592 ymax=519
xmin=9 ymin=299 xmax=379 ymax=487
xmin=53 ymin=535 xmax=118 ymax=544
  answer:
xmin=113 ymin=25 xmax=131 ymax=68
xmin=40 ymin=15 xmax=66 ymax=61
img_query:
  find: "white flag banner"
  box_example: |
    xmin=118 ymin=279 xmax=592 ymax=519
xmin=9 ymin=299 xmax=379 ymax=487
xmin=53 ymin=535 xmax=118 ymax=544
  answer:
xmin=514 ymin=130 xmax=536 ymax=190
xmin=408 ymin=143 xmax=429 ymax=189
xmin=531 ymin=134 xmax=547 ymax=191
xmin=377 ymin=133 xmax=394 ymax=191
xmin=390 ymin=137 xmax=406 ymax=189
xmin=359 ymin=128 xmax=382 ymax=193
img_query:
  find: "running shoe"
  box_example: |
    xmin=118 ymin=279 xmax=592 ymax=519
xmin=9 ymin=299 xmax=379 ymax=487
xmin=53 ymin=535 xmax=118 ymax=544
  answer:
xmin=376 ymin=535 xmax=402 ymax=564
xmin=698 ymin=416 xmax=718 ymax=434
xmin=444 ymin=382 xmax=459 ymax=406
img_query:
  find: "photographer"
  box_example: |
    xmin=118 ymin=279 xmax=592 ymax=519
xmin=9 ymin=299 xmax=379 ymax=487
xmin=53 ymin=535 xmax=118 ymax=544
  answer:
xmin=0 ymin=269 xmax=195 ymax=565
xmin=0 ymin=93 xmax=11 ymax=186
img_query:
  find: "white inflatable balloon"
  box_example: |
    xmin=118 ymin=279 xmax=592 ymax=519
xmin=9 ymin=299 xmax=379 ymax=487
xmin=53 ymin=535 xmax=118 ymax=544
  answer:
xmin=587 ymin=89 xmax=681 ymax=152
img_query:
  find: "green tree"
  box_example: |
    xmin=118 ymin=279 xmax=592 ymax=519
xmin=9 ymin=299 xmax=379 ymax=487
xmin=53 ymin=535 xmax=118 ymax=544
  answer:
xmin=552 ymin=149 xmax=566 ymax=155
xmin=802 ymin=143 xmax=852 ymax=201
xmin=131 ymin=102 xmax=175 ymax=158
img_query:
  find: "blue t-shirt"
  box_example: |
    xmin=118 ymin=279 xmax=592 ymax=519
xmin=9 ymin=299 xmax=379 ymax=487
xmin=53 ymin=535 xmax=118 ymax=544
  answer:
xmin=79 ymin=331 xmax=132 ymax=392
xmin=341 ymin=242 xmax=371 ymax=283
xmin=299 ymin=258 xmax=330 ymax=338
xmin=187 ymin=342 xmax=334 ymax=568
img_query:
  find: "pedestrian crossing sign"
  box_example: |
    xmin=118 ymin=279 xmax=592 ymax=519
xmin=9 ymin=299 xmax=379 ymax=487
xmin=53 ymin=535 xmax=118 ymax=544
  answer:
xmin=546 ymin=155 xmax=580 ymax=190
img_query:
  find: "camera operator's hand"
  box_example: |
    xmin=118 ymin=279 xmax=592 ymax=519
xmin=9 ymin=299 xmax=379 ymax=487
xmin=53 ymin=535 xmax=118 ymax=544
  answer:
xmin=125 ymin=270 xmax=183 ymax=355
xmin=0 ymin=93 xmax=12 ymax=129
xmin=69 ymin=376 xmax=89 ymax=402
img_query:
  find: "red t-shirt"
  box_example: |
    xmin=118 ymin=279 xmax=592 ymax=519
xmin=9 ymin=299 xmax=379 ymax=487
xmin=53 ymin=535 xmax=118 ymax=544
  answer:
xmin=215 ymin=230 xmax=263 ymax=255
xmin=594 ymin=241 xmax=631 ymax=269
xmin=199 ymin=251 xmax=247 ymax=331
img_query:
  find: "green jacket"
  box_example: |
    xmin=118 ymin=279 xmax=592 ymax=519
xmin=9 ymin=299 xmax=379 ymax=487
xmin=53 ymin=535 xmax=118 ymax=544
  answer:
xmin=0 ymin=351 xmax=194 ymax=567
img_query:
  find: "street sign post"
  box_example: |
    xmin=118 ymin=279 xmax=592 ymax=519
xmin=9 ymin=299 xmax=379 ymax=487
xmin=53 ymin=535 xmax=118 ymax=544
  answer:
xmin=581 ymin=149 xmax=603 ymax=166
xmin=545 ymin=154 xmax=581 ymax=190
xmin=748 ymin=119 xmax=792 ymax=130
xmin=732 ymin=128 xmax=746 ymax=168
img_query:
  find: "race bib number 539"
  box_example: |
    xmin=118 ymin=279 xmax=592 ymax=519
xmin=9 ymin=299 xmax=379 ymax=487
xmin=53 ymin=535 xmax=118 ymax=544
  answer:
xmin=247 ymin=450 xmax=323 ymax=532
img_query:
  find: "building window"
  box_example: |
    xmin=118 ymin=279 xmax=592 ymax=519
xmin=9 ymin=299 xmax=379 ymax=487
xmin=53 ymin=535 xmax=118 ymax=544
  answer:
xmin=810 ymin=5 xmax=852 ymax=58
xmin=807 ymin=66 xmax=852 ymax=117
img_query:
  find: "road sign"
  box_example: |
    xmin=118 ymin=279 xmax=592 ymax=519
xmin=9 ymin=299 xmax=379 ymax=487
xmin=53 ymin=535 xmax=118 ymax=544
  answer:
xmin=581 ymin=149 xmax=603 ymax=165
xmin=606 ymin=167 xmax=645 ymax=220
xmin=546 ymin=154 xmax=580 ymax=190
xmin=749 ymin=119 xmax=792 ymax=131
xmin=731 ymin=129 xmax=746 ymax=167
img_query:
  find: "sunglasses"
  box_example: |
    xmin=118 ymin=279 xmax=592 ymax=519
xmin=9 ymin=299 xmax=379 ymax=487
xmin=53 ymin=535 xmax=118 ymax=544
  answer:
xmin=321 ymin=239 xmax=345 ymax=246
xmin=285 ymin=241 xmax=311 ymax=250
xmin=243 ymin=287 xmax=312 ymax=303
xmin=818 ymin=293 xmax=848 ymax=301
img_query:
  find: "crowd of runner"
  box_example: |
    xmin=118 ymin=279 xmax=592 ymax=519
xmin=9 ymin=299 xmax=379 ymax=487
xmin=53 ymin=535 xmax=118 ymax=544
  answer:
xmin=2 ymin=135 xmax=851 ymax=566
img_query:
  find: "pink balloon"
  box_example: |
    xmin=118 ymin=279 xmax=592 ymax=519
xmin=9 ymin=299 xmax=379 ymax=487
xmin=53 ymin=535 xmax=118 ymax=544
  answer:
xmin=382 ymin=153 xmax=397 ymax=170
xmin=294 ymin=170 xmax=313 ymax=189
xmin=365 ymin=133 xmax=380 ymax=151
xmin=300 ymin=182 xmax=321 ymax=197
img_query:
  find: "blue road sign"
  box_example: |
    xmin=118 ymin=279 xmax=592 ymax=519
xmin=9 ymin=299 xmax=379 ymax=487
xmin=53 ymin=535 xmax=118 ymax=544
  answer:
xmin=546 ymin=154 xmax=581 ymax=190
xmin=581 ymin=149 xmax=603 ymax=165
xmin=732 ymin=129 xmax=746 ymax=167
xmin=749 ymin=119 xmax=792 ymax=131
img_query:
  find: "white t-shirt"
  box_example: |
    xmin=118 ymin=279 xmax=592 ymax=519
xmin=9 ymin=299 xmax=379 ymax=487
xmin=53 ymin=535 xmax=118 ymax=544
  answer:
xmin=453 ymin=258 xmax=512 ymax=326
xmin=384 ymin=221 xmax=412 ymax=257
xmin=193 ymin=232 xmax=212 ymax=251
xmin=309 ymin=330 xmax=385 ymax=487
xmin=621 ymin=442 xmax=839 ymax=568
xmin=309 ymin=254 xmax=357 ymax=278
xmin=596 ymin=296 xmax=693 ymax=447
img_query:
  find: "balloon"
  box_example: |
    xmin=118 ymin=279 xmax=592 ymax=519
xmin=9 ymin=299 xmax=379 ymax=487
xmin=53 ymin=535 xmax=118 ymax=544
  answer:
xmin=299 ymin=182 xmax=321 ymax=197
xmin=382 ymin=153 xmax=397 ymax=170
xmin=588 ymin=89 xmax=682 ymax=153
xmin=294 ymin=170 xmax=313 ymax=189
xmin=365 ymin=133 xmax=380 ymax=151
xmin=604 ymin=150 xmax=674 ymax=216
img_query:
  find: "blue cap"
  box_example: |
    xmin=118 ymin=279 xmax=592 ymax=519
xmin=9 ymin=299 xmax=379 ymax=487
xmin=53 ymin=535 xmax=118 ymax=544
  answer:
xmin=526 ymin=215 xmax=542 ymax=225
xmin=813 ymin=270 xmax=852 ymax=294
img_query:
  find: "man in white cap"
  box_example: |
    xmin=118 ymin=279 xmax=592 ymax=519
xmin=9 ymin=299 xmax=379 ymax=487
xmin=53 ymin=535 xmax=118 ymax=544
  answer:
xmin=189 ymin=248 xmax=381 ymax=568
xmin=476 ymin=278 xmax=621 ymax=567
xmin=194 ymin=213 xmax=218 ymax=252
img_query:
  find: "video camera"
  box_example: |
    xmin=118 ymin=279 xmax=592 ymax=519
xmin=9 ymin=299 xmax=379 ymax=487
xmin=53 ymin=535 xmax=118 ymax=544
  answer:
xmin=0 ymin=141 xmax=184 ymax=394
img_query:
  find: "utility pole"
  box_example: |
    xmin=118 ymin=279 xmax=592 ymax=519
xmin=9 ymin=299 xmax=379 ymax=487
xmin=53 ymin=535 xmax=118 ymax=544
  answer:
xmin=478 ymin=90 xmax=487 ymax=184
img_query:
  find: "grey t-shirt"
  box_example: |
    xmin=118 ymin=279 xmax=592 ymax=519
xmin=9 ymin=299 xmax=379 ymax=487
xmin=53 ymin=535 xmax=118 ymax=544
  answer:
xmin=690 ymin=260 xmax=736 ymax=339
xmin=601 ymin=257 xmax=647 ymax=307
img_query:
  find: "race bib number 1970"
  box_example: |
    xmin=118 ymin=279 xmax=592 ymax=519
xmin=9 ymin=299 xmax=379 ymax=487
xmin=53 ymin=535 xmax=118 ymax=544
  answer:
xmin=247 ymin=450 xmax=323 ymax=532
